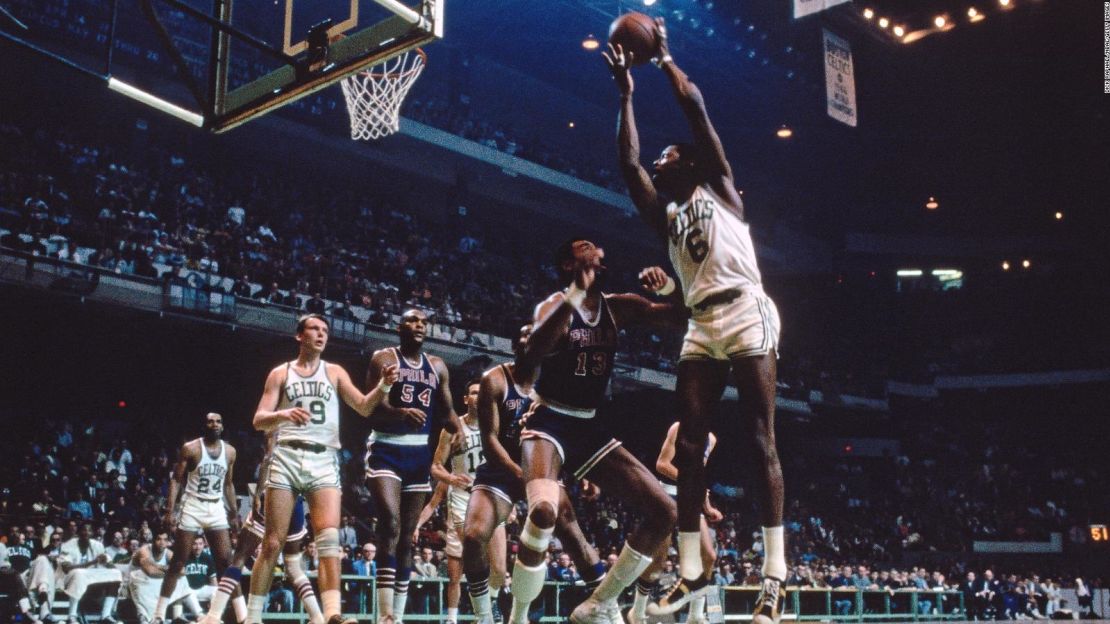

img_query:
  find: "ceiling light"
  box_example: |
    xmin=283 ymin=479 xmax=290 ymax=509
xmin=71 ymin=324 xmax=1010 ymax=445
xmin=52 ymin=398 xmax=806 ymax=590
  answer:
xmin=934 ymin=15 xmax=947 ymax=28
xmin=925 ymin=197 xmax=939 ymax=210
xmin=878 ymin=17 xmax=890 ymax=28
xmin=581 ymin=35 xmax=599 ymax=50
xmin=863 ymin=8 xmax=874 ymax=19
xmin=776 ymin=125 xmax=793 ymax=138
xmin=893 ymin=25 xmax=905 ymax=37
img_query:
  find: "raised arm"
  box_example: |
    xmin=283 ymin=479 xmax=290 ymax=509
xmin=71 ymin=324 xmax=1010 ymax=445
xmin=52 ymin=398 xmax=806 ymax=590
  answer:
xmin=334 ymin=362 xmax=398 ymax=417
xmin=253 ymin=366 xmax=310 ymax=432
xmin=654 ymin=19 xmax=744 ymax=215
xmin=603 ymin=43 xmax=666 ymax=238
xmin=477 ymin=367 xmax=522 ymax=480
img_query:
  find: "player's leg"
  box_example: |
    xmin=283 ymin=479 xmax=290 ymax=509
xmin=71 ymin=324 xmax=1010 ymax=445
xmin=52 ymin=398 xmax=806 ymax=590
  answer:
xmin=445 ymin=553 xmax=462 ymax=623
xmin=246 ymin=488 xmax=294 ymax=624
xmin=687 ymin=515 xmax=719 ymax=624
xmin=487 ymin=523 xmax=508 ymax=595
xmin=508 ymin=438 xmax=562 ymax=624
xmin=462 ymin=489 xmax=511 ymax=623
xmin=570 ymin=448 xmax=676 ymax=622
xmin=732 ymin=349 xmax=786 ymax=624
xmin=282 ymin=537 xmax=324 ymax=624
xmin=200 ymin=525 xmax=260 ymax=624
xmin=553 ymin=488 xmax=606 ymax=591
xmin=394 ymin=489 xmax=428 ymax=621
xmin=305 ymin=486 xmax=348 ymax=624
xmin=675 ymin=359 xmax=730 ymax=584
xmin=368 ymin=475 xmax=403 ymax=623
xmin=629 ymin=536 xmax=671 ymax=624
xmin=154 ymin=529 xmax=197 ymax=621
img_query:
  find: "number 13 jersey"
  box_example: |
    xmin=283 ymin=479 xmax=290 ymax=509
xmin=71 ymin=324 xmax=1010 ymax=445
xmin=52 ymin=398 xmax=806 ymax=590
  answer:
xmin=276 ymin=360 xmax=340 ymax=449
xmin=666 ymin=184 xmax=764 ymax=308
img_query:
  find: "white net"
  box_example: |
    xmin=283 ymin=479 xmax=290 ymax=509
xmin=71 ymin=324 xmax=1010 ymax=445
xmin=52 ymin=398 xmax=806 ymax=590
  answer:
xmin=340 ymin=49 xmax=426 ymax=141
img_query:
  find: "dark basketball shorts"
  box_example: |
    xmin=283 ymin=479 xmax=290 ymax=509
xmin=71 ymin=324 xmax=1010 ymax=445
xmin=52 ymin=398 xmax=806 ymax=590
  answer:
xmin=472 ymin=461 xmax=525 ymax=505
xmin=519 ymin=400 xmax=622 ymax=481
xmin=365 ymin=438 xmax=433 ymax=493
xmin=246 ymin=493 xmax=308 ymax=542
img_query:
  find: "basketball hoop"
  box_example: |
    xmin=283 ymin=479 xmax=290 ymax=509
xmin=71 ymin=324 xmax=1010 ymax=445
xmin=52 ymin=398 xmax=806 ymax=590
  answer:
xmin=340 ymin=48 xmax=426 ymax=140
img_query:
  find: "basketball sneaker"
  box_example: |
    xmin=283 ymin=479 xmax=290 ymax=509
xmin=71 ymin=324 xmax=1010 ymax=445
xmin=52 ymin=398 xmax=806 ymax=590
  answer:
xmin=752 ymin=576 xmax=786 ymax=624
xmin=645 ymin=576 xmax=712 ymax=615
xmin=569 ymin=597 xmax=622 ymax=624
xmin=326 ymin=615 xmax=358 ymax=624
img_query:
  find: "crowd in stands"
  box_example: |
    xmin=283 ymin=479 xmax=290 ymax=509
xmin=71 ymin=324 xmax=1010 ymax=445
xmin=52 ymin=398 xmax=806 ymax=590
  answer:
xmin=2 ymin=408 xmax=1105 ymax=621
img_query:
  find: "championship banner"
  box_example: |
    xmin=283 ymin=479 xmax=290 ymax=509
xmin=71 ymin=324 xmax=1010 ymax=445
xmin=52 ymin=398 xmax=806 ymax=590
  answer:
xmin=823 ymin=29 xmax=858 ymax=127
xmin=794 ymin=0 xmax=851 ymax=19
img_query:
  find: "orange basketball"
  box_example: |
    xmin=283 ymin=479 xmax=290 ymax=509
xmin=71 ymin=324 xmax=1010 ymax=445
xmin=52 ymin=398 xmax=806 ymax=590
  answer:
xmin=608 ymin=12 xmax=659 ymax=66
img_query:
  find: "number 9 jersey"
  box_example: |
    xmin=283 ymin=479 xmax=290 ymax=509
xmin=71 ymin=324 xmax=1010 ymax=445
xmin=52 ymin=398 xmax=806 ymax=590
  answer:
xmin=275 ymin=360 xmax=341 ymax=449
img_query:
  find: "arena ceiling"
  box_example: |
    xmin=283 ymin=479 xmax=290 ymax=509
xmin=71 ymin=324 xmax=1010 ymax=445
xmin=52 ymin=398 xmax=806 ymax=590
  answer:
xmin=443 ymin=0 xmax=1105 ymax=249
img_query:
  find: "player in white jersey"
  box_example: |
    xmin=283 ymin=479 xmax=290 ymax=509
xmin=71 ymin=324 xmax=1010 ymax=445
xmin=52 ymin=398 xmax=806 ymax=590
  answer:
xmin=426 ymin=378 xmax=489 ymax=624
xmin=605 ymin=18 xmax=787 ymax=624
xmin=246 ymin=314 xmax=399 ymax=624
xmin=154 ymin=413 xmax=237 ymax=624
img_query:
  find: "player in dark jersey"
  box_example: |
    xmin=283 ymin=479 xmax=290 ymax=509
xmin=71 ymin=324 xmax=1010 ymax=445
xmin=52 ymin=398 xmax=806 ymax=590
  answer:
xmin=463 ymin=324 xmax=610 ymax=624
xmin=507 ymin=238 xmax=687 ymax=624
xmin=365 ymin=309 xmax=461 ymax=624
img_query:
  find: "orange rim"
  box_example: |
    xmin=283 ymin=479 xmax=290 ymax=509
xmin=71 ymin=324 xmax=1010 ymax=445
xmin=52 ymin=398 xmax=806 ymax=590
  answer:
xmin=363 ymin=48 xmax=427 ymax=80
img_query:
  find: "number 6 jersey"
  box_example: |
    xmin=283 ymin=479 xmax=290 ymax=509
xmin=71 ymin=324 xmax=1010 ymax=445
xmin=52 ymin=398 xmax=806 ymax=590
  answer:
xmin=276 ymin=360 xmax=340 ymax=449
xmin=666 ymin=183 xmax=764 ymax=308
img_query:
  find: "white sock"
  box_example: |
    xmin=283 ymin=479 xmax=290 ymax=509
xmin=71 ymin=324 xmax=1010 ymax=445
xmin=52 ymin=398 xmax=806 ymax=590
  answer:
xmin=678 ymin=531 xmax=704 ymax=580
xmin=321 ymin=588 xmax=341 ymax=619
xmin=762 ymin=526 xmax=787 ymax=580
xmin=447 ymin=606 xmax=459 ymax=621
xmin=100 ymin=595 xmax=118 ymax=619
xmin=377 ymin=586 xmax=395 ymax=619
xmin=393 ymin=582 xmax=409 ymax=621
xmin=207 ymin=580 xmax=234 ymax=620
xmin=247 ymin=594 xmax=267 ymax=624
xmin=232 ymin=594 xmax=248 ymax=622
xmin=18 ymin=597 xmax=31 ymax=615
xmin=691 ymin=593 xmax=707 ymax=619
xmin=293 ymin=576 xmax=324 ymax=624
xmin=509 ymin=560 xmax=547 ymax=624
xmin=184 ymin=593 xmax=202 ymax=616
xmin=469 ymin=589 xmax=492 ymax=619
xmin=593 ymin=542 xmax=654 ymax=603
xmin=632 ymin=590 xmax=649 ymax=618
xmin=154 ymin=595 xmax=169 ymax=619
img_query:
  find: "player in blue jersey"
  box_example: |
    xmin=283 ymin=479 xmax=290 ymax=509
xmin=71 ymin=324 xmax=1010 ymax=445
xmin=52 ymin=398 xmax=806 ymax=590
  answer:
xmin=507 ymin=238 xmax=688 ymax=624
xmin=462 ymin=324 xmax=610 ymax=624
xmin=364 ymin=309 xmax=461 ymax=624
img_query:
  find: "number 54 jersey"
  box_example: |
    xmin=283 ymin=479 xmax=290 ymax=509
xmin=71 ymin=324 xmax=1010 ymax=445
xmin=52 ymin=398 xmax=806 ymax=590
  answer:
xmin=364 ymin=348 xmax=438 ymax=493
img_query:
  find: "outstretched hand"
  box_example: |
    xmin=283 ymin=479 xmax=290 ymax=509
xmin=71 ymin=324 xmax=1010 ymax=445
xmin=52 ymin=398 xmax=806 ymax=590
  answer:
xmin=601 ymin=43 xmax=634 ymax=96
xmin=651 ymin=17 xmax=671 ymax=66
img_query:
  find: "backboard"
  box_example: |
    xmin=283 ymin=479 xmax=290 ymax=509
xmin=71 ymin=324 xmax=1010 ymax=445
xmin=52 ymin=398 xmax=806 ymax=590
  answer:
xmin=0 ymin=0 xmax=444 ymax=132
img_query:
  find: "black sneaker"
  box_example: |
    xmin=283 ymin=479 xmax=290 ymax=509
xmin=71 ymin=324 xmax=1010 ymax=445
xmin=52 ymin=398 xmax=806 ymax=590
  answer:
xmin=645 ymin=576 xmax=712 ymax=616
xmin=326 ymin=615 xmax=358 ymax=624
xmin=752 ymin=576 xmax=786 ymax=624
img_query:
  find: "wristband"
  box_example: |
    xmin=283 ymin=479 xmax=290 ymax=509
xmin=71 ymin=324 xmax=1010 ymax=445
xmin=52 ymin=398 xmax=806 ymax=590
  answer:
xmin=657 ymin=276 xmax=676 ymax=296
xmin=377 ymin=378 xmax=393 ymax=394
xmin=565 ymin=283 xmax=586 ymax=308
xmin=652 ymin=54 xmax=673 ymax=67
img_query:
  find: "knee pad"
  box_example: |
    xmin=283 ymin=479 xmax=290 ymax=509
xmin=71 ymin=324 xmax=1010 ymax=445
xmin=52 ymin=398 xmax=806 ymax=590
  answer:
xmin=525 ymin=478 xmax=560 ymax=518
xmin=315 ymin=527 xmax=341 ymax=558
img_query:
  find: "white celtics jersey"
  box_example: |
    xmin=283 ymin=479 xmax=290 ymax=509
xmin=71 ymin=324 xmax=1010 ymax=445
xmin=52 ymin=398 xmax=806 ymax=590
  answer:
xmin=275 ymin=360 xmax=341 ymax=449
xmin=183 ymin=440 xmax=227 ymax=501
xmin=666 ymin=184 xmax=764 ymax=308
xmin=448 ymin=418 xmax=484 ymax=505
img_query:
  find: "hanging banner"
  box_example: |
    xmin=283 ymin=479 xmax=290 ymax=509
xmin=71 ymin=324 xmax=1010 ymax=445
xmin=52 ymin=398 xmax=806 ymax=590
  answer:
xmin=794 ymin=0 xmax=851 ymax=19
xmin=823 ymin=29 xmax=858 ymax=127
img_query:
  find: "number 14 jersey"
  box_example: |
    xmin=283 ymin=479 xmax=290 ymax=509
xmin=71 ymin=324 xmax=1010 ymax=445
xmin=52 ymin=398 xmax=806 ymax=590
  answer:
xmin=666 ymin=183 xmax=764 ymax=309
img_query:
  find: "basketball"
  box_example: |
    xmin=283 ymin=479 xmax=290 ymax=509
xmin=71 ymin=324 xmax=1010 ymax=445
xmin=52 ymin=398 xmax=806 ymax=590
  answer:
xmin=608 ymin=12 xmax=659 ymax=65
